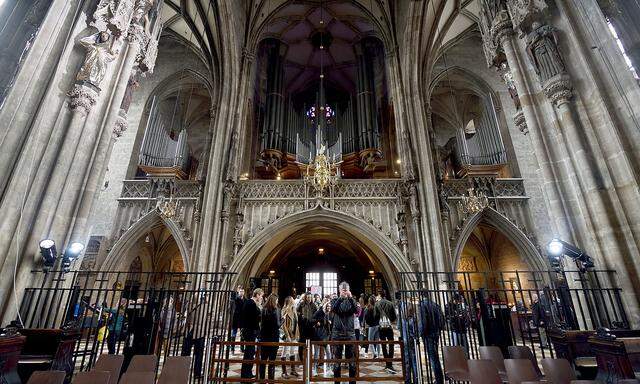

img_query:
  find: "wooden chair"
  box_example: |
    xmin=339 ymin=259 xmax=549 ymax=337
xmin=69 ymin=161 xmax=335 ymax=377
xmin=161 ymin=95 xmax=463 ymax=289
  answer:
xmin=509 ymin=345 xmax=543 ymax=378
xmin=505 ymin=359 xmax=539 ymax=384
xmin=157 ymin=356 xmax=191 ymax=384
xmin=72 ymin=371 xmax=110 ymax=384
xmin=93 ymin=354 xmax=124 ymax=384
xmin=479 ymin=345 xmax=507 ymax=379
xmin=25 ymin=370 xmax=66 ymax=384
xmin=126 ymin=355 xmax=157 ymax=373
xmin=468 ymin=359 xmax=502 ymax=384
xmin=443 ymin=346 xmax=469 ymax=381
xmin=541 ymin=358 xmax=577 ymax=384
xmin=118 ymin=371 xmax=155 ymax=384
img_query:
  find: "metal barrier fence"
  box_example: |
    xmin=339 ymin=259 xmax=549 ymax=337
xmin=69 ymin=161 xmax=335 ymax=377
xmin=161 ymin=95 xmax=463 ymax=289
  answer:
xmin=17 ymin=270 xmax=236 ymax=384
xmin=396 ymin=269 xmax=628 ymax=384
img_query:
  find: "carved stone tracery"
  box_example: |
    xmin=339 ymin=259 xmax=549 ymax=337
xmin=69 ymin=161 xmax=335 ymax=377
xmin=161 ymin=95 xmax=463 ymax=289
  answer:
xmin=229 ymin=179 xmax=412 ymax=261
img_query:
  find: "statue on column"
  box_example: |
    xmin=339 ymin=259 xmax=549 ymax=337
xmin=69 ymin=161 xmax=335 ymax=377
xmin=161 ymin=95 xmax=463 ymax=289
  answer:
xmin=526 ymin=22 xmax=566 ymax=83
xmin=76 ymin=31 xmax=116 ymax=87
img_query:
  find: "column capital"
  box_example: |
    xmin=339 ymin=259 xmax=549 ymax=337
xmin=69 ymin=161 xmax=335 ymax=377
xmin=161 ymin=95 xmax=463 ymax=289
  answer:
xmin=68 ymin=84 xmax=99 ymax=115
xmin=242 ymin=48 xmax=256 ymax=63
xmin=491 ymin=10 xmax=515 ymax=47
xmin=543 ymin=73 xmax=573 ymax=107
xmin=513 ymin=109 xmax=529 ymax=135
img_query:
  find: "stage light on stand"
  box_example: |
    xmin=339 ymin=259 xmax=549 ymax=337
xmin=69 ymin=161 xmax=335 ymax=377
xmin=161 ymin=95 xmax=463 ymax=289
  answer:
xmin=546 ymin=238 xmax=594 ymax=272
xmin=39 ymin=239 xmax=57 ymax=269
xmin=547 ymin=238 xmax=564 ymax=257
xmin=62 ymin=242 xmax=85 ymax=272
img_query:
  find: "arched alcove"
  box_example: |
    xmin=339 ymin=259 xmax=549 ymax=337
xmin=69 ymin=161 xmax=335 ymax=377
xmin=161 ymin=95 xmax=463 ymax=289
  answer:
xmin=102 ymin=210 xmax=191 ymax=273
xmin=452 ymin=208 xmax=545 ymax=276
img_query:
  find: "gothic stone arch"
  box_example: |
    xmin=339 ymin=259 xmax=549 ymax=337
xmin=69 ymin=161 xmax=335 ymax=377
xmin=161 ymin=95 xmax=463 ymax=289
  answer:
xmin=228 ymin=207 xmax=413 ymax=293
xmin=102 ymin=210 xmax=191 ymax=272
xmin=452 ymin=207 xmax=545 ymax=272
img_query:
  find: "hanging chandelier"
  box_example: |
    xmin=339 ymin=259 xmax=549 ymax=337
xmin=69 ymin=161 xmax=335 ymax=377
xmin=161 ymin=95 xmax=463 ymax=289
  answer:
xmin=305 ymin=144 xmax=338 ymax=192
xmin=459 ymin=187 xmax=489 ymax=215
xmin=303 ymin=0 xmax=339 ymax=193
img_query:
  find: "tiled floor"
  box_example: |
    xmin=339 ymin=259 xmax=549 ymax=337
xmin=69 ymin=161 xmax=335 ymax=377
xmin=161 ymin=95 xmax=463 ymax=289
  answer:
xmin=217 ymin=347 xmax=405 ymax=383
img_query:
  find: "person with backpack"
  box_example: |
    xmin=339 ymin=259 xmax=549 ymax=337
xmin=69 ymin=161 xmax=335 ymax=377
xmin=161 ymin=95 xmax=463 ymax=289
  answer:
xmin=375 ymin=293 xmax=398 ymax=373
xmin=419 ymin=292 xmax=444 ymax=384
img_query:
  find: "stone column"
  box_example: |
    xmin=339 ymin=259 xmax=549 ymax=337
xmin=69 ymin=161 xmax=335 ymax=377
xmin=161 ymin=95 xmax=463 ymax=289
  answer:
xmin=490 ymin=11 xmax=580 ymax=244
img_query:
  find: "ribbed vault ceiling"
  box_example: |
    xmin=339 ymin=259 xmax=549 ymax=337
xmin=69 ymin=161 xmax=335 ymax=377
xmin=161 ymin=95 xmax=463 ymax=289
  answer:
xmin=158 ymin=0 xmax=482 ymax=79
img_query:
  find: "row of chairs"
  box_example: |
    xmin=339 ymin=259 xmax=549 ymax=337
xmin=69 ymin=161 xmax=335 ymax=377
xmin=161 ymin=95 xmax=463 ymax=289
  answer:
xmin=444 ymin=345 xmax=639 ymax=384
xmin=25 ymin=355 xmax=191 ymax=384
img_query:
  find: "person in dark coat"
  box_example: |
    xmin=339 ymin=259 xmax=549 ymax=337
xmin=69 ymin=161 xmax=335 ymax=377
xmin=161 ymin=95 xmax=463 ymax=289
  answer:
xmin=420 ymin=293 xmax=444 ymax=384
xmin=241 ymin=288 xmax=264 ymax=381
xmin=329 ymin=282 xmax=358 ymax=384
xmin=259 ymin=293 xmax=281 ymax=383
xmin=231 ymin=285 xmax=245 ymax=353
xmin=312 ymin=302 xmax=331 ymax=375
xmin=375 ymin=293 xmax=398 ymax=372
xmin=297 ymin=293 xmax=318 ymax=360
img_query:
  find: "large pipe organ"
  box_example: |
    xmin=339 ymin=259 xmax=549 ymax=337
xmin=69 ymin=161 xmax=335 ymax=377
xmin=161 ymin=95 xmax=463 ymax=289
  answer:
xmin=253 ymin=37 xmax=391 ymax=179
xmin=138 ymin=96 xmax=190 ymax=178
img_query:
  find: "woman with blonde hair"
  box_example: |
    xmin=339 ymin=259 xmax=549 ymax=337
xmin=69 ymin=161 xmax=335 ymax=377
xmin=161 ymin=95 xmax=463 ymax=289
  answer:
xmin=281 ymin=296 xmax=299 ymax=378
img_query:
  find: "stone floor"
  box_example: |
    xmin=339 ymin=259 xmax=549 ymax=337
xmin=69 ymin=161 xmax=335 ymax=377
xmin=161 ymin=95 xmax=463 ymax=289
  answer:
xmin=219 ymin=347 xmax=405 ymax=383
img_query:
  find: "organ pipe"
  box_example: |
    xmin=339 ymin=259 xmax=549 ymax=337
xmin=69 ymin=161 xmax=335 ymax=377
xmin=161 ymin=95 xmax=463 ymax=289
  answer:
xmin=139 ymin=98 xmax=190 ymax=170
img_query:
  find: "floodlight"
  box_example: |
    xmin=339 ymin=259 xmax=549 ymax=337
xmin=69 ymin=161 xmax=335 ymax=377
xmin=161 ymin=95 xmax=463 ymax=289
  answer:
xmin=39 ymin=239 xmax=57 ymax=267
xmin=65 ymin=242 xmax=84 ymax=261
xmin=547 ymin=238 xmax=564 ymax=256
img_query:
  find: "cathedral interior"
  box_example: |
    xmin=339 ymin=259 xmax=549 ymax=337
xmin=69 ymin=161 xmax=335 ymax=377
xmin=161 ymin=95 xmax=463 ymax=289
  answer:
xmin=1 ymin=0 xmax=640 ymax=382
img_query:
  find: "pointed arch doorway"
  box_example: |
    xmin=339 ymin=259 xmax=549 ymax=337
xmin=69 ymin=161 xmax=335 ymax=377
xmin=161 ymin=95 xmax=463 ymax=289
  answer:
xmin=228 ymin=209 xmax=413 ymax=299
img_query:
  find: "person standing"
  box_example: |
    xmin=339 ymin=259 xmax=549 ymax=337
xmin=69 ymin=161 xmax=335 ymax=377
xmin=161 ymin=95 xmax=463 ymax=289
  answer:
xmin=259 ymin=294 xmax=281 ymax=383
xmin=358 ymin=296 xmax=367 ymax=355
xmin=420 ymin=293 xmax=444 ymax=384
xmin=312 ymin=301 xmax=332 ymax=376
xmin=231 ymin=285 xmax=245 ymax=354
xmin=531 ymin=292 xmax=550 ymax=348
xmin=399 ymin=304 xmax=419 ymax=384
xmin=241 ymin=288 xmax=264 ymax=381
xmin=445 ymin=294 xmax=470 ymax=352
xmin=281 ymin=296 xmax=299 ymax=379
xmin=376 ymin=293 xmax=398 ymax=373
xmin=297 ymin=293 xmax=318 ymax=360
xmin=105 ymin=298 xmax=128 ymax=354
xmin=182 ymin=292 xmax=211 ymax=378
xmin=364 ymin=296 xmax=381 ymax=358
xmin=329 ymin=282 xmax=358 ymax=384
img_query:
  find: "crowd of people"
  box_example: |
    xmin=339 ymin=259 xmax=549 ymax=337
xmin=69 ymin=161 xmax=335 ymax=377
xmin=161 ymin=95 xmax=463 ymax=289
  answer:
xmin=231 ymin=282 xmax=399 ymax=384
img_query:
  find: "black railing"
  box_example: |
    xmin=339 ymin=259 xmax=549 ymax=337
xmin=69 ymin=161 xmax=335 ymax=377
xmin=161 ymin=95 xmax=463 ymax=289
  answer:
xmin=17 ymin=270 xmax=236 ymax=384
xmin=396 ymin=269 xmax=628 ymax=383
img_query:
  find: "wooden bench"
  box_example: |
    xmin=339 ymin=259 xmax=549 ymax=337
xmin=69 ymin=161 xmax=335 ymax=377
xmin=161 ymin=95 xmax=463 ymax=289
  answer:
xmin=17 ymin=328 xmax=81 ymax=383
xmin=589 ymin=329 xmax=640 ymax=381
xmin=549 ymin=328 xmax=640 ymax=379
xmin=0 ymin=332 xmax=26 ymax=384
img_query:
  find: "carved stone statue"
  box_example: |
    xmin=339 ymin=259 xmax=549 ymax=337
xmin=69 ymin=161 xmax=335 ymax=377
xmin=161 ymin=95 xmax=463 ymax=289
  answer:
xmin=526 ymin=22 xmax=566 ymax=83
xmin=76 ymin=31 xmax=116 ymax=87
xmin=119 ymin=73 xmax=139 ymax=112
